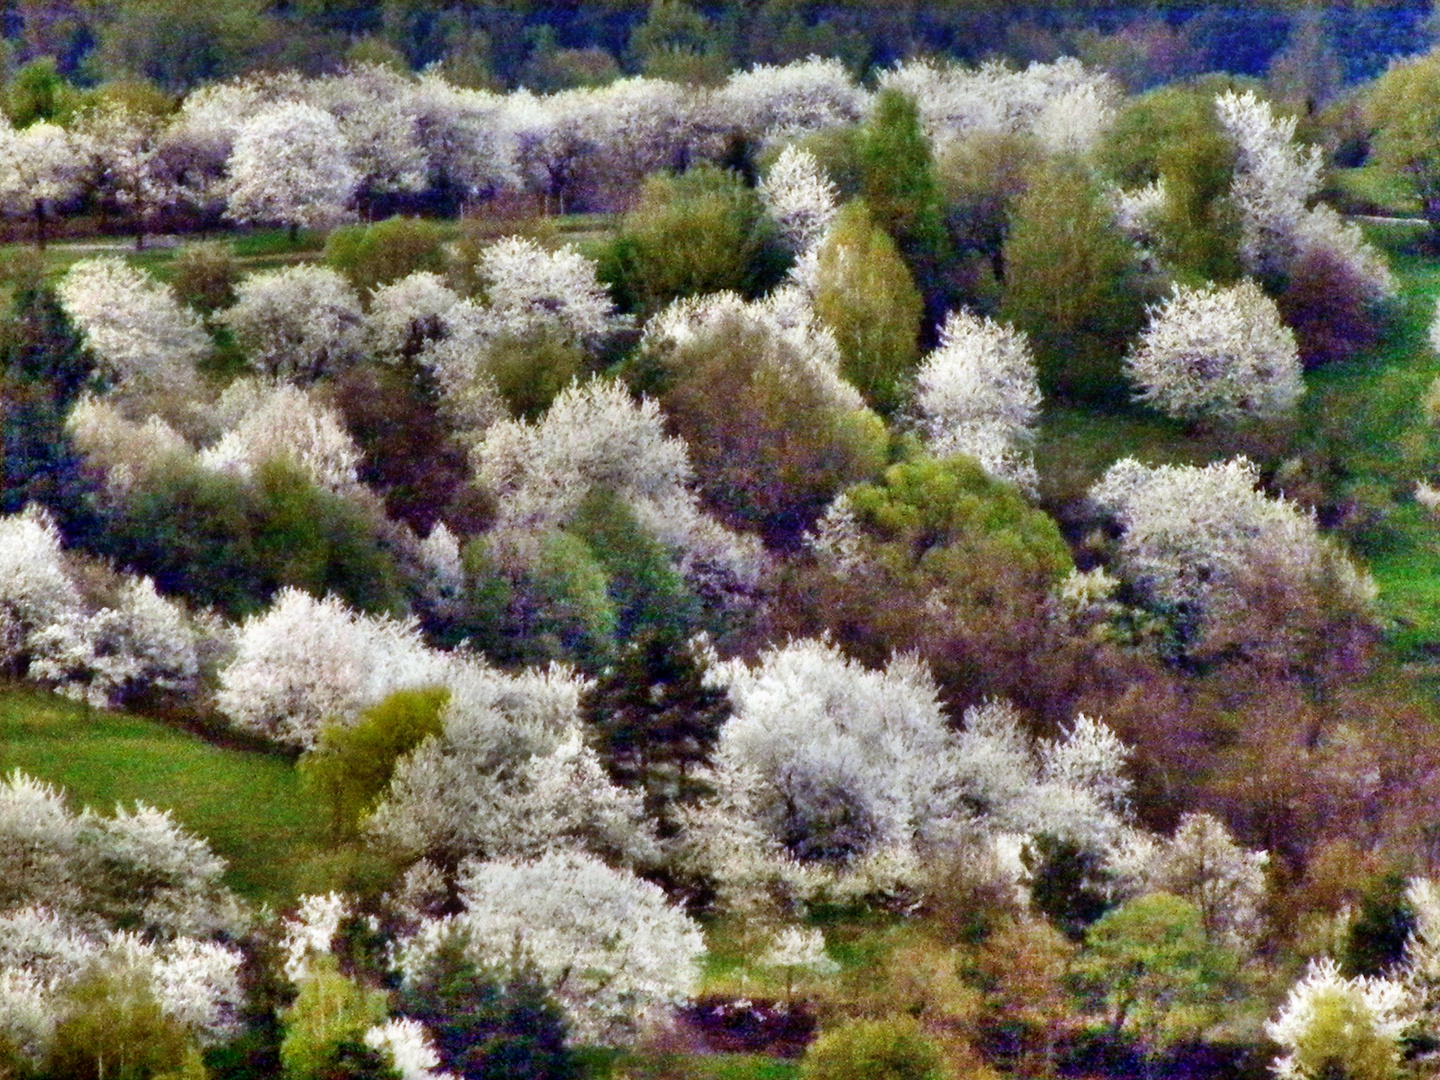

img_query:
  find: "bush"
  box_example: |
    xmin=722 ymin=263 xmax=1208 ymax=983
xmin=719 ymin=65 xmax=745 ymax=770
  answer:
xmin=1277 ymin=246 xmax=1383 ymax=369
xmin=475 ymin=327 xmax=586 ymax=422
xmin=800 ymin=1017 xmax=946 ymax=1080
xmin=599 ymin=165 xmax=790 ymax=317
xmin=97 ymin=458 xmax=403 ymax=619
xmin=1000 ymin=159 xmax=1150 ymax=404
xmin=324 ymin=216 xmax=450 ymax=298
xmin=170 ymin=241 xmax=239 ymax=317
xmin=651 ymin=308 xmax=889 ymax=547
xmin=813 ymin=200 xmax=924 ymax=416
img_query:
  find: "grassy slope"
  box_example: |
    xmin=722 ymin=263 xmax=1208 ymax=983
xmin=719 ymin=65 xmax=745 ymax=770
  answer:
xmin=1035 ymin=220 xmax=1440 ymax=662
xmin=0 ymin=683 xmax=330 ymax=905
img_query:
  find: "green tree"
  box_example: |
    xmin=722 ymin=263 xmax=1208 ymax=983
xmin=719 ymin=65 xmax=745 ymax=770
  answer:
xmin=1075 ymin=893 xmax=1238 ymax=1071
xmin=582 ymin=628 xmax=730 ymax=833
xmin=1000 ymin=159 xmax=1149 ymax=404
xmin=324 ymin=217 xmax=449 ymax=296
xmin=94 ymin=0 xmax=273 ymax=94
xmin=1367 ymin=48 xmax=1440 ymax=246
xmin=774 ymin=454 xmax=1073 ymax=711
xmin=46 ymin=960 xmax=197 ymax=1080
xmin=300 ymin=686 xmax=450 ymax=839
xmin=1098 ymin=80 xmax=1243 ymax=284
xmin=627 ymin=0 xmax=730 ymax=85
xmin=600 ymin=165 xmax=790 ymax=317
xmin=800 ymin=1017 xmax=945 ymax=1080
xmin=5 ymin=57 xmax=82 ymax=126
xmin=814 ymin=199 xmax=923 ymax=416
xmin=396 ymin=932 xmax=576 ymax=1080
xmin=857 ymin=87 xmax=953 ymax=320
xmin=279 ymin=960 xmax=393 ymax=1080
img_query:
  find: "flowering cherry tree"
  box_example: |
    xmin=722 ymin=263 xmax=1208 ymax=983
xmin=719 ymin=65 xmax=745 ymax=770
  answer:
xmin=474 ymin=378 xmax=763 ymax=598
xmin=199 ymin=380 xmax=362 ymax=491
xmin=395 ymin=849 xmax=704 ymax=1045
xmin=225 ymin=101 xmax=358 ymax=234
xmin=74 ymin=102 xmax=176 ymax=245
xmin=368 ymin=658 xmax=655 ymax=869
xmin=217 ymin=265 xmax=364 ymax=382
xmin=759 ymin=145 xmax=838 ymax=255
xmin=713 ymin=57 xmax=868 ymax=144
xmin=1216 ymin=89 xmax=1393 ymax=299
xmin=57 ymin=257 xmax=209 ymax=404
xmin=0 ymin=120 xmax=86 ymax=246
xmin=216 ymin=589 xmax=449 ymax=749
xmin=1090 ymin=456 xmax=1374 ymax=627
xmin=473 ymin=236 xmax=618 ymax=343
xmin=914 ymin=309 xmax=1042 ymax=492
xmin=686 ymin=640 xmax=1133 ymax=902
xmin=1124 ymin=278 xmax=1303 ymax=421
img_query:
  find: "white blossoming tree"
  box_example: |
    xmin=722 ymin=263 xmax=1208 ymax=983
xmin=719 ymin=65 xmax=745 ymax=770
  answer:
xmin=56 ymin=257 xmax=209 ymax=406
xmin=473 ymin=236 xmax=618 ymax=343
xmin=215 ymin=589 xmax=449 ymax=749
xmin=0 ymin=772 xmax=245 ymax=1069
xmin=0 ymin=507 xmax=200 ymax=706
xmin=473 ymin=378 xmax=762 ymax=599
xmin=217 ymin=265 xmax=364 ymax=383
xmin=1124 ymin=278 xmax=1303 ymax=421
xmin=686 ymin=641 xmax=1132 ymax=903
xmin=1216 ymin=89 xmax=1393 ymax=299
xmin=914 ymin=309 xmax=1043 ymax=493
xmin=198 ymin=380 xmax=362 ymax=491
xmin=367 ymin=659 xmax=655 ymax=869
xmin=0 ymin=120 xmax=85 ymax=247
xmin=1265 ymin=958 xmax=1413 ymax=1080
xmin=713 ymin=57 xmax=868 ymax=145
xmin=759 ymin=145 xmax=838 ymax=255
xmin=225 ymin=101 xmax=358 ymax=236
xmin=395 ymin=849 xmax=704 ymax=1045
xmin=1090 ymin=456 xmax=1374 ymax=633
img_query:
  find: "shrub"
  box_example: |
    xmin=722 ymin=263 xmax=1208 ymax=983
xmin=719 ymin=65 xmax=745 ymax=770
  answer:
xmin=600 ymin=165 xmax=790 ymax=316
xmin=813 ymin=200 xmax=924 ymax=416
xmin=647 ymin=304 xmax=888 ymax=547
xmin=278 ymin=961 xmax=391 ymax=1080
xmin=778 ymin=455 xmax=1072 ymax=706
xmin=800 ymin=1017 xmax=946 ymax=1080
xmin=1277 ymin=246 xmax=1382 ymax=369
xmin=1000 ymin=159 xmax=1149 ymax=404
xmin=98 ymin=458 xmax=403 ymax=619
xmin=324 ymin=216 xmax=450 ymax=298
xmin=170 ymin=242 xmax=239 ymax=317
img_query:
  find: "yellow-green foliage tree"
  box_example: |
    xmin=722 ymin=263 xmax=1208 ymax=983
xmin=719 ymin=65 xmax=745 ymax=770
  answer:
xmin=280 ymin=960 xmax=392 ymax=1080
xmin=814 ymin=199 xmax=923 ymax=416
xmin=1367 ymin=50 xmax=1440 ymax=245
xmin=1000 ymin=159 xmax=1149 ymax=404
xmin=300 ymin=686 xmax=450 ymax=839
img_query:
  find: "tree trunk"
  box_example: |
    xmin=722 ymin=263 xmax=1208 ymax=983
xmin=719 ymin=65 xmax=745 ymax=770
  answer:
xmin=33 ymin=199 xmax=45 ymax=250
xmin=289 ymin=221 xmax=300 ymax=245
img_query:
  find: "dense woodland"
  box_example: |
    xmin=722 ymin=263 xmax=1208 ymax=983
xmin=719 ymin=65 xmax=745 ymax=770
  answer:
xmin=12 ymin=4 xmax=1440 ymax=1080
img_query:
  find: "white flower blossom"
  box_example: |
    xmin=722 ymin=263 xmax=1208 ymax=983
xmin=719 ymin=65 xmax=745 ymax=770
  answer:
xmin=915 ymin=309 xmax=1042 ymax=492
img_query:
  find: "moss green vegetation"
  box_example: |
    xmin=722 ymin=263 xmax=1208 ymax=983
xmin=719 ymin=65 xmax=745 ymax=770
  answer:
xmin=0 ymin=682 xmax=331 ymax=905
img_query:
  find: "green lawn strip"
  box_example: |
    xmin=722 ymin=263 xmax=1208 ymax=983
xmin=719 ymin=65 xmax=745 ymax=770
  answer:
xmin=0 ymin=684 xmax=329 ymax=905
xmin=1327 ymin=164 xmax=1423 ymax=218
xmin=608 ymin=1053 xmax=799 ymax=1080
